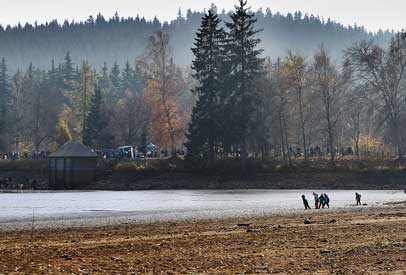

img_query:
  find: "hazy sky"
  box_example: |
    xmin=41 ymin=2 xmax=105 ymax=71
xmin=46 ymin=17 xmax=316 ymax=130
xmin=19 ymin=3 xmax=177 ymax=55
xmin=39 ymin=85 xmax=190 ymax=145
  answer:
xmin=0 ymin=0 xmax=404 ymax=32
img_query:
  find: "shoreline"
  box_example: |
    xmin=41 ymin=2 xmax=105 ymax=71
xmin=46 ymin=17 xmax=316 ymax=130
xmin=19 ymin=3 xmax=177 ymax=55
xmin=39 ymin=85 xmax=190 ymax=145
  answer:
xmin=2 ymin=159 xmax=406 ymax=191
xmin=1 ymin=199 xmax=404 ymax=232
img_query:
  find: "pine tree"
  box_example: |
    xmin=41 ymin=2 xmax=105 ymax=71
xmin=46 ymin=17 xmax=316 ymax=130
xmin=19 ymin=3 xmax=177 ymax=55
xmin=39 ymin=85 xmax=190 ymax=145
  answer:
xmin=83 ymin=86 xmax=111 ymax=148
xmin=138 ymin=127 xmax=149 ymax=155
xmin=110 ymin=62 xmax=121 ymax=102
xmin=0 ymin=57 xmax=10 ymax=150
xmin=0 ymin=104 xmax=6 ymax=151
xmin=98 ymin=62 xmax=113 ymax=107
xmin=186 ymin=9 xmax=226 ymax=162
xmin=73 ymin=62 xmax=95 ymax=140
xmin=62 ymin=52 xmax=75 ymax=91
xmin=225 ymin=0 xmax=264 ymax=170
xmin=122 ymin=61 xmax=136 ymax=92
xmin=110 ymin=62 xmax=121 ymax=87
xmin=0 ymin=57 xmax=10 ymax=99
xmin=0 ymin=57 xmax=11 ymax=113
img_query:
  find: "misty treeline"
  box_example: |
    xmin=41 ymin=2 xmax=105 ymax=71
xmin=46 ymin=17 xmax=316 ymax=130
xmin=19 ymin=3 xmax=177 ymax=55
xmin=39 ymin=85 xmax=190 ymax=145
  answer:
xmin=186 ymin=0 xmax=406 ymax=169
xmin=0 ymin=34 xmax=194 ymax=153
xmin=0 ymin=0 xmax=405 ymax=170
xmin=0 ymin=4 xmax=393 ymax=73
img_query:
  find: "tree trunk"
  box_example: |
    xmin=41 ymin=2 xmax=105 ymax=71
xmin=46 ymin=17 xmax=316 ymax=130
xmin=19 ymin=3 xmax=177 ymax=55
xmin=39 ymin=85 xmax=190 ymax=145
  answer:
xmin=160 ymin=93 xmax=176 ymax=156
xmin=283 ymin=115 xmax=292 ymax=167
xmin=327 ymin=116 xmax=335 ymax=167
xmin=279 ymin=113 xmax=287 ymax=166
xmin=240 ymin=135 xmax=247 ymax=173
xmin=298 ymin=89 xmax=307 ymax=160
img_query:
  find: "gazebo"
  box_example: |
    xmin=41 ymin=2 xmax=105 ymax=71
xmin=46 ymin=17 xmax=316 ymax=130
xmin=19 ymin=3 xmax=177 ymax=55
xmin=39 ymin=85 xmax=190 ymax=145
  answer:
xmin=48 ymin=141 xmax=99 ymax=189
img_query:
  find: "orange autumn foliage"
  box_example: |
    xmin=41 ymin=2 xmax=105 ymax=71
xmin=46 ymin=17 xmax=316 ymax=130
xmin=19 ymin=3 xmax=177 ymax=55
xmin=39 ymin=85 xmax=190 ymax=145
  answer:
xmin=144 ymin=76 xmax=189 ymax=151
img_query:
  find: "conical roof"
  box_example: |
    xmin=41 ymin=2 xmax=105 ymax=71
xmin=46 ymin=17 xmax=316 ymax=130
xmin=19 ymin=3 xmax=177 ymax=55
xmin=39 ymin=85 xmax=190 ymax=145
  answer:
xmin=49 ymin=141 xmax=98 ymax=158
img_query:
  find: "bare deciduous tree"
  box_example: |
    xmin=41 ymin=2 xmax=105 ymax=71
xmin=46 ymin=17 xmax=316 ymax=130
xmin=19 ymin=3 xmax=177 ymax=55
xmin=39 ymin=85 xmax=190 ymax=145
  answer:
xmin=312 ymin=46 xmax=345 ymax=166
xmin=283 ymin=52 xmax=310 ymax=159
xmin=345 ymin=32 xmax=406 ymax=159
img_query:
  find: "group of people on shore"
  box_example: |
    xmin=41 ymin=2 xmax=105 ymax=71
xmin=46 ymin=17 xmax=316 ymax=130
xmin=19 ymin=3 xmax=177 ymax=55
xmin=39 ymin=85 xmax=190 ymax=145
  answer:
xmin=301 ymin=192 xmax=363 ymax=210
xmin=301 ymin=193 xmax=330 ymax=210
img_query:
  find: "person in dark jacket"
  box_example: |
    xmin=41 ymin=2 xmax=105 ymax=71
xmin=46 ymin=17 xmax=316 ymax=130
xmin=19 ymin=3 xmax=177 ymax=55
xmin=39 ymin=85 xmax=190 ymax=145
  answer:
xmin=355 ymin=192 xmax=362 ymax=206
xmin=313 ymin=192 xmax=319 ymax=209
xmin=302 ymin=195 xmax=311 ymax=210
xmin=323 ymin=193 xmax=330 ymax=208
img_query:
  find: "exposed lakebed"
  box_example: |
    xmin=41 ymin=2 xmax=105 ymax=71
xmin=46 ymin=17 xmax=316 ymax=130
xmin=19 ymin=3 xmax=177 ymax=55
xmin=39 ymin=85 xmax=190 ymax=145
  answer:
xmin=0 ymin=189 xmax=404 ymax=229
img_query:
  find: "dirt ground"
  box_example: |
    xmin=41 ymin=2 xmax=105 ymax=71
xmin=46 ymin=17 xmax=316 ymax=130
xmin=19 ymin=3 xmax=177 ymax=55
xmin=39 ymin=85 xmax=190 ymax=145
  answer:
xmin=0 ymin=206 xmax=405 ymax=275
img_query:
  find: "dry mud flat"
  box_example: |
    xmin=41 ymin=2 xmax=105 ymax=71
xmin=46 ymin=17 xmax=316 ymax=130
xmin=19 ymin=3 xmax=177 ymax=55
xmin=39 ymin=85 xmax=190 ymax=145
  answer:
xmin=0 ymin=206 xmax=405 ymax=275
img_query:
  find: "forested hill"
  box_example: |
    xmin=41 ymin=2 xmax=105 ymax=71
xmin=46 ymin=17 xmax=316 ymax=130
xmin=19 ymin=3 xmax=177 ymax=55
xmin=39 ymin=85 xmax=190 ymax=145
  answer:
xmin=0 ymin=9 xmax=393 ymax=72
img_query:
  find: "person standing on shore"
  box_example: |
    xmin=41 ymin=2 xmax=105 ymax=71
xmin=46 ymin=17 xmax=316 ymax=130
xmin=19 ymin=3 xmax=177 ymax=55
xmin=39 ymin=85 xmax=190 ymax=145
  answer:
xmin=324 ymin=193 xmax=330 ymax=208
xmin=319 ymin=194 xmax=326 ymax=208
xmin=313 ymin=193 xmax=319 ymax=209
xmin=355 ymin=192 xmax=362 ymax=206
xmin=302 ymin=195 xmax=311 ymax=210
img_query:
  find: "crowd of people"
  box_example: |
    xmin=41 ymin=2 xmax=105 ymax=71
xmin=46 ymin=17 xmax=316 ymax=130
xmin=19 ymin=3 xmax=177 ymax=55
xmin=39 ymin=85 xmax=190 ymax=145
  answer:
xmin=0 ymin=151 xmax=49 ymax=160
xmin=283 ymin=146 xmax=354 ymax=158
xmin=301 ymin=192 xmax=363 ymax=210
xmin=96 ymin=148 xmax=187 ymax=160
xmin=283 ymin=145 xmax=395 ymax=159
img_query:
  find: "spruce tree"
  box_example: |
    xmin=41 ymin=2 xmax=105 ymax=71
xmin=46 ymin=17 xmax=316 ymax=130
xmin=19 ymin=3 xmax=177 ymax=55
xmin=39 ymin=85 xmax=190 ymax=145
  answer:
xmin=138 ymin=127 xmax=149 ymax=155
xmin=0 ymin=57 xmax=10 ymax=150
xmin=83 ymin=86 xmax=112 ymax=148
xmin=225 ymin=0 xmax=264 ymax=170
xmin=73 ymin=62 xmax=95 ymax=140
xmin=62 ymin=52 xmax=75 ymax=91
xmin=186 ymin=9 xmax=226 ymax=162
xmin=110 ymin=62 xmax=121 ymax=102
xmin=0 ymin=57 xmax=11 ymax=107
xmin=0 ymin=104 xmax=6 ymax=151
xmin=122 ymin=61 xmax=136 ymax=92
xmin=98 ymin=62 xmax=113 ymax=106
xmin=110 ymin=62 xmax=121 ymax=89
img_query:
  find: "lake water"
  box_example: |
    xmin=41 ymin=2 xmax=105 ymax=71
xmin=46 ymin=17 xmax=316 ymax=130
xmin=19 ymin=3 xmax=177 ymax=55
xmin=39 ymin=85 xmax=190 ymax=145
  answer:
xmin=0 ymin=189 xmax=404 ymax=229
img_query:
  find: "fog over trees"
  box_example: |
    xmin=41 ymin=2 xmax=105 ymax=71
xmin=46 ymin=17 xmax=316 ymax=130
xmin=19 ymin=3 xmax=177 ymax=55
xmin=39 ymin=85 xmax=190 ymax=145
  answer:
xmin=0 ymin=6 xmax=393 ymax=73
xmin=0 ymin=1 xmax=405 ymax=170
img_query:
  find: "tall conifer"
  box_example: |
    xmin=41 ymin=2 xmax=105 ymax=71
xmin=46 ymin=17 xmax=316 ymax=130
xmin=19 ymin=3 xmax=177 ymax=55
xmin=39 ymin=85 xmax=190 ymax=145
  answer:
xmin=186 ymin=9 xmax=226 ymax=162
xmin=83 ymin=86 xmax=112 ymax=148
xmin=225 ymin=0 xmax=264 ymax=170
xmin=0 ymin=57 xmax=11 ymax=107
xmin=0 ymin=57 xmax=10 ymax=150
xmin=62 ymin=52 xmax=75 ymax=91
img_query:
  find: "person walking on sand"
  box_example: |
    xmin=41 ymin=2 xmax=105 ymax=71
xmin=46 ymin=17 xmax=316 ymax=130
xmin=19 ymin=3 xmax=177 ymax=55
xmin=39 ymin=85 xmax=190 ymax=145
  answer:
xmin=355 ymin=192 xmax=362 ymax=206
xmin=324 ymin=193 xmax=330 ymax=208
xmin=302 ymin=195 xmax=311 ymax=210
xmin=313 ymin=192 xmax=319 ymax=209
xmin=319 ymin=194 xmax=326 ymax=208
